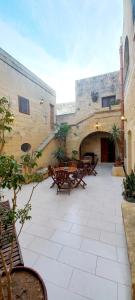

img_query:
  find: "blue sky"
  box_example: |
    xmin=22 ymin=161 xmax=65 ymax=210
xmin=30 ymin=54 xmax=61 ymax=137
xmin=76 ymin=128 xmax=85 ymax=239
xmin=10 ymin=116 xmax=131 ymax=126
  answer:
xmin=0 ymin=0 xmax=123 ymax=102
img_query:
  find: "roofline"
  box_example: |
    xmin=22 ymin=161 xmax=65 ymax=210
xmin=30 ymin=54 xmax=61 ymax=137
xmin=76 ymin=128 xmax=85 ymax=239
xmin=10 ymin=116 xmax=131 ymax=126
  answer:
xmin=0 ymin=48 xmax=56 ymax=97
xmin=75 ymin=70 xmax=120 ymax=83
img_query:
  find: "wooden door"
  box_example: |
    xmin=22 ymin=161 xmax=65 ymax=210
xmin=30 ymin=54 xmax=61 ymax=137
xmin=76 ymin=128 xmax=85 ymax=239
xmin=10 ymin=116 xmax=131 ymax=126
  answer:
xmin=101 ymin=138 xmax=109 ymax=162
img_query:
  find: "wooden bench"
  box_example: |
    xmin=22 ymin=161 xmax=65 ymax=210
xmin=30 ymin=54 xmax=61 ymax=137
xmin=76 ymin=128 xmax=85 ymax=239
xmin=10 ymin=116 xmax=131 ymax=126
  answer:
xmin=0 ymin=201 xmax=24 ymax=274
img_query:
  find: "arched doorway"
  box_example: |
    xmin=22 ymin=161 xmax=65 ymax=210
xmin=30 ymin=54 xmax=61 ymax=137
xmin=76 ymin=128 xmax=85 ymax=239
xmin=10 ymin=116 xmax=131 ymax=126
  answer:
xmin=128 ymin=130 xmax=132 ymax=173
xmin=80 ymin=131 xmax=115 ymax=163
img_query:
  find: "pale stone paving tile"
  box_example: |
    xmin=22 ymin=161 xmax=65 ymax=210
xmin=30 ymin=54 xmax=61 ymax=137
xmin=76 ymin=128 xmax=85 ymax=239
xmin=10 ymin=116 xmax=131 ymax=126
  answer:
xmin=51 ymin=230 xmax=82 ymax=249
xmin=116 ymin=247 xmax=130 ymax=265
xmin=28 ymin=236 xmax=62 ymax=259
xmin=24 ymin=222 xmax=55 ymax=239
xmin=19 ymin=232 xmax=35 ymax=248
xmin=46 ymin=281 xmax=90 ymax=300
xmin=100 ymin=230 xmax=127 ymax=247
xmin=81 ymin=238 xmax=117 ymax=260
xmin=58 ymin=246 xmax=97 ymax=274
xmin=33 ymin=255 xmax=73 ymax=288
xmin=118 ymin=283 xmax=131 ymax=300
xmin=70 ymin=223 xmax=100 ymax=241
xmin=69 ymin=269 xmax=117 ymax=300
xmin=21 ymin=247 xmax=40 ymax=267
xmin=96 ymin=257 xmax=131 ymax=285
xmin=87 ymin=218 xmax=116 ymax=233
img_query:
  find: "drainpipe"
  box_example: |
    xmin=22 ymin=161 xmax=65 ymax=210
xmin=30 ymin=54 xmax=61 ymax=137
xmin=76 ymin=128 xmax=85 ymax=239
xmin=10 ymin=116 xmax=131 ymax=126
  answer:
xmin=119 ymin=37 xmax=124 ymax=162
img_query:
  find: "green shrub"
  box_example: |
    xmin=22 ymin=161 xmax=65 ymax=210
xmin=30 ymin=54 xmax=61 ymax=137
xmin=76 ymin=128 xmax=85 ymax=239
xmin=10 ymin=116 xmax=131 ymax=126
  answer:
xmin=123 ymin=170 xmax=135 ymax=202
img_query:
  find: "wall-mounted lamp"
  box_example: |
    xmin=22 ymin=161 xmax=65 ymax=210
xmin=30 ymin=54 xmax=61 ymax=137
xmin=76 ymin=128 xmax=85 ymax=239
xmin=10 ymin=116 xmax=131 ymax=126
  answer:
xmin=9 ymin=115 xmax=14 ymax=121
xmin=121 ymin=115 xmax=127 ymax=121
xmin=40 ymin=98 xmax=44 ymax=104
xmin=94 ymin=122 xmax=101 ymax=130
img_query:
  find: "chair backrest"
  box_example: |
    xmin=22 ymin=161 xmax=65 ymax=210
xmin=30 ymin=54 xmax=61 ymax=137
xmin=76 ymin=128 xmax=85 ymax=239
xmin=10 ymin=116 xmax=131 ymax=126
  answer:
xmin=48 ymin=165 xmax=55 ymax=176
xmin=92 ymin=157 xmax=99 ymax=169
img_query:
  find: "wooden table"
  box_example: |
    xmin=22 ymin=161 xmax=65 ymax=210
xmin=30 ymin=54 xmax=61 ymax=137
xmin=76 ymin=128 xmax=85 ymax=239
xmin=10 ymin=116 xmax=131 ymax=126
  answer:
xmin=54 ymin=167 xmax=77 ymax=174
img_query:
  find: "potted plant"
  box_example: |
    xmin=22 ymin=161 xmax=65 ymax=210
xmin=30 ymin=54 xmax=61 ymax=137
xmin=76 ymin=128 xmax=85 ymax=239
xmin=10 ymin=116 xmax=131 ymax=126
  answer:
xmin=54 ymin=123 xmax=70 ymax=164
xmin=122 ymin=170 xmax=135 ymax=202
xmin=71 ymin=150 xmax=78 ymax=161
xmin=0 ymin=154 xmax=47 ymax=299
xmin=110 ymin=124 xmax=122 ymax=165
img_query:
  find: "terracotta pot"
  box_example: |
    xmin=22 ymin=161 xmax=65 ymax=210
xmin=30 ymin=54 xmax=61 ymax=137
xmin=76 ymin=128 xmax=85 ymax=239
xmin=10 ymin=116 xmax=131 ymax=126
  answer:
xmin=3 ymin=266 xmax=48 ymax=300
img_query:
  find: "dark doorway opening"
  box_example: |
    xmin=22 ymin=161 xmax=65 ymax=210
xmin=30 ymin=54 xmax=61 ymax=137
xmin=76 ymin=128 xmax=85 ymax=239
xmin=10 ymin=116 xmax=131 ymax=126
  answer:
xmin=101 ymin=138 xmax=115 ymax=162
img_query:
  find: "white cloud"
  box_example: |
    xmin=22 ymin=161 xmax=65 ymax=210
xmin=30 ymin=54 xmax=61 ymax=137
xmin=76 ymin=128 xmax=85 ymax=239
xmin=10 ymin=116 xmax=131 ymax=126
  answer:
xmin=0 ymin=18 xmax=120 ymax=103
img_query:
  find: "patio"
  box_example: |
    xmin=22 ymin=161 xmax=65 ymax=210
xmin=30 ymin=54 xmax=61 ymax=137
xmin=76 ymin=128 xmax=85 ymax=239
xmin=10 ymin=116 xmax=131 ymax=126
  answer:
xmin=9 ymin=164 xmax=131 ymax=300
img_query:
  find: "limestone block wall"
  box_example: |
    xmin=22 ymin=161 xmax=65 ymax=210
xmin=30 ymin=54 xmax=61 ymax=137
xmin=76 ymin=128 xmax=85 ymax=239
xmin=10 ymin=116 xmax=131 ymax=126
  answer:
xmin=75 ymin=71 xmax=120 ymax=122
xmin=123 ymin=0 xmax=135 ymax=172
xmin=66 ymin=109 xmax=121 ymax=160
xmin=0 ymin=48 xmax=56 ymax=161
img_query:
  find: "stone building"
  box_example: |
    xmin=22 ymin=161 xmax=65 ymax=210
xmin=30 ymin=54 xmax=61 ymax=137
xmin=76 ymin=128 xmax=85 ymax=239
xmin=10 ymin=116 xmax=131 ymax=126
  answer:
xmin=57 ymin=71 xmax=121 ymax=163
xmin=0 ymin=48 xmax=57 ymax=167
xmin=122 ymin=0 xmax=135 ymax=173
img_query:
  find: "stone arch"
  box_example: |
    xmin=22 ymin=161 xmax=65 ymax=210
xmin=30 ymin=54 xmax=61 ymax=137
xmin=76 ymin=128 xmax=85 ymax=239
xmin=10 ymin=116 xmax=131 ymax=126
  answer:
xmin=79 ymin=131 xmax=115 ymax=163
xmin=127 ymin=130 xmax=132 ymax=173
xmin=124 ymin=36 xmax=129 ymax=81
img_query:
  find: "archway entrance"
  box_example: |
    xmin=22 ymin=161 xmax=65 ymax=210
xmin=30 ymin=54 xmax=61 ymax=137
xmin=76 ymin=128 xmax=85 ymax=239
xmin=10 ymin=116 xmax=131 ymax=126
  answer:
xmin=80 ymin=131 xmax=115 ymax=163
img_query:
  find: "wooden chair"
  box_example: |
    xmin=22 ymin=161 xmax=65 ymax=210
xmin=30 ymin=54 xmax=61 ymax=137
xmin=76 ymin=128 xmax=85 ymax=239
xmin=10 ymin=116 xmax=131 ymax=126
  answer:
xmin=73 ymin=169 xmax=87 ymax=189
xmin=87 ymin=158 xmax=99 ymax=176
xmin=48 ymin=165 xmax=57 ymax=188
xmin=55 ymin=170 xmax=73 ymax=194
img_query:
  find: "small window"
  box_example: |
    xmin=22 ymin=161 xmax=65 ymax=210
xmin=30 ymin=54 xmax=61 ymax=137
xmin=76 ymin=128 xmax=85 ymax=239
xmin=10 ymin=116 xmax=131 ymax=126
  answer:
xmin=50 ymin=104 xmax=54 ymax=130
xmin=21 ymin=143 xmax=31 ymax=152
xmin=132 ymin=0 xmax=135 ymax=22
xmin=18 ymin=96 xmax=30 ymax=114
xmin=124 ymin=36 xmax=129 ymax=81
xmin=102 ymin=95 xmax=116 ymax=108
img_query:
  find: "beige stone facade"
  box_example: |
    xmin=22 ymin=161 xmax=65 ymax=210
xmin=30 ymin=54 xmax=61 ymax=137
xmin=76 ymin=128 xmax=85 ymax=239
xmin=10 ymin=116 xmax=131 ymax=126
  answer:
xmin=0 ymin=48 xmax=56 ymax=167
xmin=57 ymin=72 xmax=121 ymax=163
xmin=122 ymin=0 xmax=135 ymax=173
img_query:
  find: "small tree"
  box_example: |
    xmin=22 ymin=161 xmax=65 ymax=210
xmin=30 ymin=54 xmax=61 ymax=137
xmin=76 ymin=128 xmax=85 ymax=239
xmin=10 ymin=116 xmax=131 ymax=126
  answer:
xmin=0 ymin=155 xmax=42 ymax=299
xmin=110 ymin=124 xmax=121 ymax=160
xmin=0 ymin=97 xmax=14 ymax=154
xmin=55 ymin=123 xmax=70 ymax=150
xmin=20 ymin=150 xmax=42 ymax=175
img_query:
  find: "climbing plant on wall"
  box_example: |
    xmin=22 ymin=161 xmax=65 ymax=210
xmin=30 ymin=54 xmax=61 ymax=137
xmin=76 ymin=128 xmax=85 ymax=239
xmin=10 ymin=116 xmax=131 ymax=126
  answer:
xmin=0 ymin=97 xmax=14 ymax=154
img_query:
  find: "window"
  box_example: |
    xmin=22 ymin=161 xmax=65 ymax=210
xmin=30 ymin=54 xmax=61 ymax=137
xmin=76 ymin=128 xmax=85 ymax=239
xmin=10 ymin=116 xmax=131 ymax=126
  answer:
xmin=21 ymin=143 xmax=31 ymax=152
xmin=18 ymin=96 xmax=30 ymax=114
xmin=50 ymin=104 xmax=54 ymax=129
xmin=132 ymin=0 xmax=135 ymax=22
xmin=102 ymin=95 xmax=116 ymax=108
xmin=124 ymin=36 xmax=129 ymax=81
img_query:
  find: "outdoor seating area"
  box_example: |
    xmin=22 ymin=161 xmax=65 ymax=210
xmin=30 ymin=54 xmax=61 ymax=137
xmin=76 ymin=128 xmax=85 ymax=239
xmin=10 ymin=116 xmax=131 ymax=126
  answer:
xmin=48 ymin=159 xmax=98 ymax=194
xmin=4 ymin=164 xmax=130 ymax=300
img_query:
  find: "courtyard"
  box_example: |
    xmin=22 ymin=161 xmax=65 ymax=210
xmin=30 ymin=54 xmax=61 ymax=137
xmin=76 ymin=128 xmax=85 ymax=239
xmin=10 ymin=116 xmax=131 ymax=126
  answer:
xmin=5 ymin=164 xmax=131 ymax=300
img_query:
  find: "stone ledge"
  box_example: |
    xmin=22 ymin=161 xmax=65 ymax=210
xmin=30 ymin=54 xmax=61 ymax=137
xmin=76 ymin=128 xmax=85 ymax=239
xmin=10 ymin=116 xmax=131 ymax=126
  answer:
xmin=36 ymin=168 xmax=48 ymax=179
xmin=122 ymin=201 xmax=135 ymax=300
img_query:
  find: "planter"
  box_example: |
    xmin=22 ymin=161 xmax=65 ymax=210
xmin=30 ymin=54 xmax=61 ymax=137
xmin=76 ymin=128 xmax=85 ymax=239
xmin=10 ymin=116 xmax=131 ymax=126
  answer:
xmin=112 ymin=165 xmax=125 ymax=177
xmin=121 ymin=201 xmax=135 ymax=300
xmin=2 ymin=266 xmax=48 ymax=300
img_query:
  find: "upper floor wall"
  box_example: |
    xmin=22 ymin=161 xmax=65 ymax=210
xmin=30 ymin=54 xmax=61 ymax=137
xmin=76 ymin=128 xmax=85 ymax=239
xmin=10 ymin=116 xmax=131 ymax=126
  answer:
xmin=0 ymin=48 xmax=56 ymax=158
xmin=123 ymin=0 xmax=135 ymax=95
xmin=57 ymin=71 xmax=121 ymax=125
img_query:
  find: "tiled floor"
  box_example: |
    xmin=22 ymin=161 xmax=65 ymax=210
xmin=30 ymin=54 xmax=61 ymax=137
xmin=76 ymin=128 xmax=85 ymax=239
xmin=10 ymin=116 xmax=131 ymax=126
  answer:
xmin=6 ymin=164 xmax=131 ymax=300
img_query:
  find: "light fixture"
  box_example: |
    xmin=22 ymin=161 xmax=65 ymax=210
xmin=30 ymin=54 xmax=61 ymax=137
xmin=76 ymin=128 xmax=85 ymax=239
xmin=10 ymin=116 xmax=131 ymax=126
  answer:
xmin=121 ymin=115 xmax=127 ymax=121
xmin=9 ymin=115 xmax=14 ymax=121
xmin=40 ymin=98 xmax=44 ymax=104
xmin=95 ymin=122 xmax=101 ymax=130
